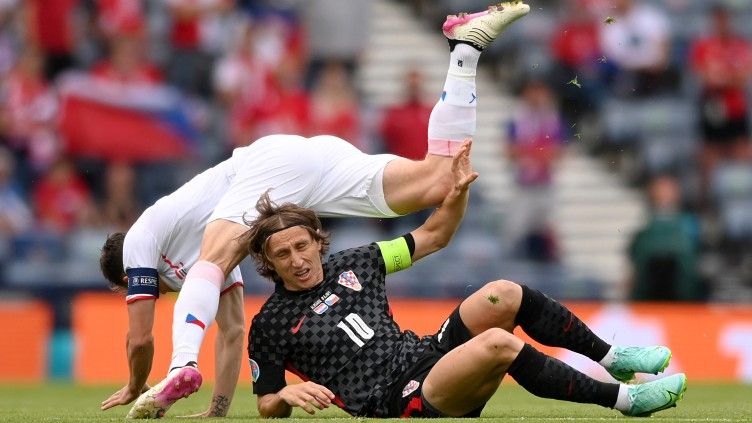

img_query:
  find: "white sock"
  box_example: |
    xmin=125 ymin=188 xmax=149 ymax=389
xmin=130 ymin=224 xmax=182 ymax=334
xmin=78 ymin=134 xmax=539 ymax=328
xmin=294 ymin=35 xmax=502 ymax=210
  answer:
xmin=427 ymin=44 xmax=481 ymax=156
xmin=169 ymin=261 xmax=223 ymax=371
xmin=599 ymin=346 xmax=617 ymax=368
xmin=614 ymin=384 xmax=631 ymax=412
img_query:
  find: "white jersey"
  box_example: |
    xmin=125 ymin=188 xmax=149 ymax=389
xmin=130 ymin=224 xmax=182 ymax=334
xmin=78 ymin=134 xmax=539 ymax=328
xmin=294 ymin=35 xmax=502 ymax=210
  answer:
xmin=123 ymin=158 xmax=243 ymax=303
xmin=123 ymin=134 xmax=399 ymax=303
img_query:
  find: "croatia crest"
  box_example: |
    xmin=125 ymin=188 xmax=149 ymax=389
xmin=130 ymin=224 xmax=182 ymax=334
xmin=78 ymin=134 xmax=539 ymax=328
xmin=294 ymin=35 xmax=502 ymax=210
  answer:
xmin=337 ymin=270 xmax=362 ymax=291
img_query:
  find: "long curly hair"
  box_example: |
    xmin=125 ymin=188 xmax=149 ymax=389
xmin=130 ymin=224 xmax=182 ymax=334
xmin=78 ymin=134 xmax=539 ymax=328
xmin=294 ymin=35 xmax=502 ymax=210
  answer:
xmin=240 ymin=190 xmax=330 ymax=284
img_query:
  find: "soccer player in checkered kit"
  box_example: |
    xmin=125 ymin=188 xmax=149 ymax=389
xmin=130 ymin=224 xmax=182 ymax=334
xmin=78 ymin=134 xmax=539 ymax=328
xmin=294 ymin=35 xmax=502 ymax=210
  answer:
xmin=244 ymin=140 xmax=687 ymax=418
xmin=120 ymin=3 xmax=537 ymax=419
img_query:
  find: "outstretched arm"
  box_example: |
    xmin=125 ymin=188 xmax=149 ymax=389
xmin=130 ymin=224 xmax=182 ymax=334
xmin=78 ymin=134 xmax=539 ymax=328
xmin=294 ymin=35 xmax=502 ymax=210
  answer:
xmin=101 ymin=299 xmax=155 ymax=410
xmin=410 ymin=139 xmax=478 ymax=262
xmin=257 ymin=382 xmax=335 ymax=418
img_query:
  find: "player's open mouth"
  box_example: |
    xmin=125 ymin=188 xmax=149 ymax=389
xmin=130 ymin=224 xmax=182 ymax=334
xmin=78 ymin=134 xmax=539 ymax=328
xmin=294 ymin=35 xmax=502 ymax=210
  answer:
xmin=294 ymin=269 xmax=310 ymax=279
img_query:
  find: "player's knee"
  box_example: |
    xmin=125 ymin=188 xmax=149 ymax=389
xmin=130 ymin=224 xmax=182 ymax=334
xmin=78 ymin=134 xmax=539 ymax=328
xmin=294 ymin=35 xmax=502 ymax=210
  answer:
xmin=476 ymin=327 xmax=520 ymax=364
xmin=477 ymin=280 xmax=522 ymax=324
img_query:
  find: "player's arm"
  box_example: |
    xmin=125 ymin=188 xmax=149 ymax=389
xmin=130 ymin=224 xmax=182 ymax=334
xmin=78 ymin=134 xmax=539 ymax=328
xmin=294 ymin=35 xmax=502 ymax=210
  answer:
xmin=257 ymin=382 xmax=335 ymax=417
xmin=410 ymin=139 xmax=477 ymax=262
xmin=102 ymin=267 xmax=161 ymax=411
xmin=101 ymin=298 xmax=156 ymax=410
xmin=207 ymin=284 xmax=245 ymax=417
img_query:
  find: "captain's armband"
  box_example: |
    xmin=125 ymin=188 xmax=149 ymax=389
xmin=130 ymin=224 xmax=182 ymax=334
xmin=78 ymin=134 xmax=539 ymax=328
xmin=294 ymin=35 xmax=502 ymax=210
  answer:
xmin=376 ymin=234 xmax=414 ymax=274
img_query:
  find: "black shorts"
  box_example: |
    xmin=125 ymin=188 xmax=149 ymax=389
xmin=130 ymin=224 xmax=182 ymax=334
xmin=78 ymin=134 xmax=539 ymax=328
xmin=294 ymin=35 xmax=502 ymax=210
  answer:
xmin=385 ymin=306 xmax=486 ymax=418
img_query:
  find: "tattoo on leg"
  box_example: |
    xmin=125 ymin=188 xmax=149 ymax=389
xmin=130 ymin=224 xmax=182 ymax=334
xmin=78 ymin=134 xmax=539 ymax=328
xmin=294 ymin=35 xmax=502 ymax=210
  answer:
xmin=210 ymin=395 xmax=230 ymax=417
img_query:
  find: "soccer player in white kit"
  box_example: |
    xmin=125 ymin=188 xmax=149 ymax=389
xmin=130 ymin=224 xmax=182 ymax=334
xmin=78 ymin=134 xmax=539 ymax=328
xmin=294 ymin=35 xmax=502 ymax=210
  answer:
xmin=122 ymin=3 xmax=530 ymax=418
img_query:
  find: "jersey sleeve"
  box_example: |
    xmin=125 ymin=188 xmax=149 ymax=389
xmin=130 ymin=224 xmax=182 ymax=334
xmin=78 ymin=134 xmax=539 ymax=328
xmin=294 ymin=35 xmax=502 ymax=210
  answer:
xmin=126 ymin=267 xmax=159 ymax=303
xmin=123 ymin=222 xmax=162 ymax=303
xmin=248 ymin=315 xmax=287 ymax=396
xmin=375 ymin=235 xmax=413 ymax=274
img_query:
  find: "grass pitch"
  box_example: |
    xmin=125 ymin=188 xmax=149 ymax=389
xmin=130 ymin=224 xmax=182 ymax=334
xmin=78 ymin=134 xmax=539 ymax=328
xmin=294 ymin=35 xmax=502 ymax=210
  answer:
xmin=0 ymin=382 xmax=750 ymax=422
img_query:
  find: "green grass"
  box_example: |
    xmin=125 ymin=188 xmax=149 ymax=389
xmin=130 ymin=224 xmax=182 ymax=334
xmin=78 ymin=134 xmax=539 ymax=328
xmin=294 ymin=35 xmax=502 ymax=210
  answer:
xmin=0 ymin=382 xmax=750 ymax=422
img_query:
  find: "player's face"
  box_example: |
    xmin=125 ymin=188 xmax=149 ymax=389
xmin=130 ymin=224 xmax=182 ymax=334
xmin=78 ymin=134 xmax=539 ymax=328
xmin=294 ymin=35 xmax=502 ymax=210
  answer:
xmin=266 ymin=226 xmax=324 ymax=291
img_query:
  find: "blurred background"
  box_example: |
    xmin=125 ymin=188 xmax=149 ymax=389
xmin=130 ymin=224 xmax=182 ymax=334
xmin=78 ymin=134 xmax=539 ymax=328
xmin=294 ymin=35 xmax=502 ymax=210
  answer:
xmin=0 ymin=0 xmax=751 ymax=387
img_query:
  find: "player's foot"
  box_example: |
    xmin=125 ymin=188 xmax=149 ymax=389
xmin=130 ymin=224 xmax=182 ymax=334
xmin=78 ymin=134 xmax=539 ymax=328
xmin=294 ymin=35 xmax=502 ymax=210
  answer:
xmin=606 ymin=346 xmax=672 ymax=383
xmin=622 ymin=373 xmax=687 ymax=417
xmin=126 ymin=363 xmax=202 ymax=419
xmin=442 ymin=1 xmax=530 ymax=51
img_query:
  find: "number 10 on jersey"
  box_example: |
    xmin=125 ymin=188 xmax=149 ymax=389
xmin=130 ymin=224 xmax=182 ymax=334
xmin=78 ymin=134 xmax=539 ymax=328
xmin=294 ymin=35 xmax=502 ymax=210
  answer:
xmin=336 ymin=313 xmax=374 ymax=347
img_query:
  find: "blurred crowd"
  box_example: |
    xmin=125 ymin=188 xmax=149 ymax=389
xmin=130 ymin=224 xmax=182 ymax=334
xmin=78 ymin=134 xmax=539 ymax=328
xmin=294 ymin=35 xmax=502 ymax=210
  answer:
xmin=0 ymin=0 xmax=380 ymax=285
xmin=1 ymin=0 xmax=751 ymax=302
xmin=409 ymin=0 xmax=751 ymax=300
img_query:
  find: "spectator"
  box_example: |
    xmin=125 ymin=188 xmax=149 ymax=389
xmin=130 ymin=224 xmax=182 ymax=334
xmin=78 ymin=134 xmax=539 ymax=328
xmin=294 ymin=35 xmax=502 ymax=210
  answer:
xmin=0 ymin=45 xmax=59 ymax=176
xmin=298 ymin=0 xmax=369 ymax=89
xmin=213 ymin=17 xmax=275 ymax=147
xmin=102 ymin=161 xmax=138 ymax=231
xmin=32 ymin=158 xmax=98 ymax=234
xmin=505 ymin=80 xmax=565 ymax=262
xmin=165 ymin=0 xmax=234 ymax=97
xmin=0 ymin=147 xmax=31 ymax=265
xmin=628 ymin=175 xmax=703 ymax=301
xmin=379 ymin=69 xmax=431 ymax=160
xmin=689 ymin=4 xmax=752 ymax=205
xmin=710 ymin=142 xmax=752 ymax=249
xmin=0 ymin=0 xmax=22 ymax=77
xmin=90 ymin=34 xmax=163 ymax=85
xmin=22 ymin=0 xmax=81 ymax=79
xmin=250 ymin=54 xmax=311 ymax=138
xmin=308 ymin=60 xmax=361 ymax=146
xmin=599 ymin=0 xmax=673 ymax=96
xmin=549 ymin=0 xmax=603 ymax=123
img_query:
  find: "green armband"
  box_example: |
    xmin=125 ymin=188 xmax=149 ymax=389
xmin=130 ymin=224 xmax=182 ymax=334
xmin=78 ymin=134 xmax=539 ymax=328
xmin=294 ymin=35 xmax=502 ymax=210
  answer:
xmin=377 ymin=237 xmax=413 ymax=274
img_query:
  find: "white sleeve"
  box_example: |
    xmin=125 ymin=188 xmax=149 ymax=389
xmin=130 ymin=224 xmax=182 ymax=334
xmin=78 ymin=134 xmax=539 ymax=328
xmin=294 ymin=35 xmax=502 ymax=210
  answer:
xmin=123 ymin=223 xmax=161 ymax=303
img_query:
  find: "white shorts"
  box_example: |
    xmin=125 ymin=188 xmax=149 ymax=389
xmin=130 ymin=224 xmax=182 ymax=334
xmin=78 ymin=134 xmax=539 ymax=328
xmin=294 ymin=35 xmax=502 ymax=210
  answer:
xmin=209 ymin=135 xmax=400 ymax=224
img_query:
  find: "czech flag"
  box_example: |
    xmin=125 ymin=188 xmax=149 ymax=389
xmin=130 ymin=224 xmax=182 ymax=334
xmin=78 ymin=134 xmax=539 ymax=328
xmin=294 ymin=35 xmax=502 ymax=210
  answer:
xmin=58 ymin=73 xmax=199 ymax=162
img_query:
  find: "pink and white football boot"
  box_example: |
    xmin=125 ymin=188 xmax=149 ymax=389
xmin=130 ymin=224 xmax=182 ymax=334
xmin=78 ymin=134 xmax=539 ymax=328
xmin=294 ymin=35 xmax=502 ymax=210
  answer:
xmin=442 ymin=1 xmax=530 ymax=50
xmin=127 ymin=364 xmax=202 ymax=419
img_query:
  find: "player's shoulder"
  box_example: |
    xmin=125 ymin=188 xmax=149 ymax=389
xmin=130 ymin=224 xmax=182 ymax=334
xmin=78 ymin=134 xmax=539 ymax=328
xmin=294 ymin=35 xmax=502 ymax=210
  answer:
xmin=326 ymin=243 xmax=381 ymax=267
xmin=325 ymin=243 xmax=385 ymax=283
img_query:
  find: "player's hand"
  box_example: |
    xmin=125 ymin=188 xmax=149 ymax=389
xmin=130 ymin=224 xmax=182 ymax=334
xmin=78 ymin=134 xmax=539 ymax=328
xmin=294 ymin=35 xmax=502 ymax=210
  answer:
xmin=277 ymin=382 xmax=335 ymax=415
xmin=450 ymin=138 xmax=479 ymax=195
xmin=100 ymin=383 xmax=149 ymax=410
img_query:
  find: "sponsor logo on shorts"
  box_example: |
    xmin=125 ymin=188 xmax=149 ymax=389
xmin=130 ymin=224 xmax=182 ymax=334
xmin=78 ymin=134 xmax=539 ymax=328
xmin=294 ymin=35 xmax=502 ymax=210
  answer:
xmin=337 ymin=270 xmax=362 ymax=291
xmin=249 ymin=359 xmax=260 ymax=382
xmin=402 ymin=380 xmax=420 ymax=397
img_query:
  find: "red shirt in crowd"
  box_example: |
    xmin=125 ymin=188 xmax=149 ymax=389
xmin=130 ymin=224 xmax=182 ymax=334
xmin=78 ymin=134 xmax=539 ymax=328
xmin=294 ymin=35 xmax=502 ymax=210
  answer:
xmin=690 ymin=35 xmax=752 ymax=120
xmin=379 ymin=100 xmax=430 ymax=160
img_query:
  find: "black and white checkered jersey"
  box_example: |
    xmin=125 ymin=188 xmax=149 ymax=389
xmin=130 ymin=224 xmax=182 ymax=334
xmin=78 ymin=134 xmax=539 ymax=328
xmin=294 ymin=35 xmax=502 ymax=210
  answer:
xmin=248 ymin=243 xmax=432 ymax=416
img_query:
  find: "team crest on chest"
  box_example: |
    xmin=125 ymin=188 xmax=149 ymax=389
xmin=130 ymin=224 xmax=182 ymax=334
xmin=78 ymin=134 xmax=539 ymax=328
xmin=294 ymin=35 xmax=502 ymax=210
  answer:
xmin=337 ymin=270 xmax=362 ymax=291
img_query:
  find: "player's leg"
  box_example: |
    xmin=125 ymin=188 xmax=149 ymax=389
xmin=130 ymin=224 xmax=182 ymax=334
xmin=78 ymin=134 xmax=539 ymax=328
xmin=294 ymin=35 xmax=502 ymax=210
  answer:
xmin=513 ymin=284 xmax=672 ymax=382
xmin=422 ymin=327 xmax=687 ymax=417
xmin=459 ymin=280 xmax=672 ymax=383
xmin=382 ymin=2 xmax=530 ymax=214
xmin=130 ymin=138 xmax=321 ymax=418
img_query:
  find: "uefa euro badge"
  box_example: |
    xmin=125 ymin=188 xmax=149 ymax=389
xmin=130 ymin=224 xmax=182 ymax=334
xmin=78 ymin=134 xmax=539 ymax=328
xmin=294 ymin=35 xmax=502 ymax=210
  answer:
xmin=402 ymin=380 xmax=420 ymax=397
xmin=249 ymin=359 xmax=260 ymax=382
xmin=337 ymin=270 xmax=362 ymax=291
